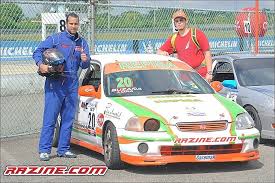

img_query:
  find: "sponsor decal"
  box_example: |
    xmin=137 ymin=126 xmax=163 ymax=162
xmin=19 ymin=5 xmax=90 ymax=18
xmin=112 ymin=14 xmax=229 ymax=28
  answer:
xmin=4 ymin=165 xmax=108 ymax=176
xmin=147 ymin=95 xmax=196 ymax=99
xmin=185 ymin=106 xmax=206 ymax=116
xmin=195 ymin=155 xmax=216 ymax=161
xmin=116 ymin=77 xmax=133 ymax=88
xmin=219 ymin=113 xmax=225 ymax=118
xmin=81 ymin=100 xmax=97 ymax=111
xmin=174 ymin=136 xmax=237 ymax=144
xmin=61 ymin=44 xmax=70 ymax=48
xmin=118 ymin=61 xmax=178 ymax=70
xmin=226 ymin=91 xmax=238 ymax=102
xmin=172 ymin=116 xmax=179 ymax=120
xmin=85 ymin=88 xmax=95 ymax=92
xmin=87 ymin=102 xmax=97 ymax=112
xmin=154 ymin=98 xmax=201 ymax=103
xmin=104 ymin=103 xmax=122 ymax=119
xmin=97 ymin=113 xmax=104 ymax=127
xmin=111 ymin=77 xmax=143 ymax=94
xmin=111 ymin=87 xmax=142 ymax=94
xmin=81 ymin=102 xmax=88 ymax=109
xmin=187 ymin=111 xmax=206 ymax=116
xmin=74 ymin=122 xmax=96 ymax=136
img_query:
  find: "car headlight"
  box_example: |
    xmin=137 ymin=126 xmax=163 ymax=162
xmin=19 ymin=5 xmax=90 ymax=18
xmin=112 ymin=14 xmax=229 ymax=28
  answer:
xmin=125 ymin=117 xmax=160 ymax=132
xmin=125 ymin=116 xmax=143 ymax=131
xmin=144 ymin=119 xmax=160 ymax=131
xmin=236 ymin=113 xmax=255 ymax=130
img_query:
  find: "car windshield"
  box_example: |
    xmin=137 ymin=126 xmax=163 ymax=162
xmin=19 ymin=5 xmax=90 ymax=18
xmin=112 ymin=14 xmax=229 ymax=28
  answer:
xmin=233 ymin=58 xmax=274 ymax=86
xmin=104 ymin=69 xmax=214 ymax=97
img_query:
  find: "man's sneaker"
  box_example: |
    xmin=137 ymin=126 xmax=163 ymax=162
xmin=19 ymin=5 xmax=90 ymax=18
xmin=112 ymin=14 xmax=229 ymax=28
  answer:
xmin=39 ymin=153 xmax=50 ymax=161
xmin=57 ymin=151 xmax=77 ymax=158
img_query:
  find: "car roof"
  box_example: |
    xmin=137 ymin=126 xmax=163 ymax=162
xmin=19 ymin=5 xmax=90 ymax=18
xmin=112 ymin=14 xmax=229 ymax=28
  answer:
xmin=213 ymin=53 xmax=274 ymax=61
xmin=90 ymin=54 xmax=182 ymax=66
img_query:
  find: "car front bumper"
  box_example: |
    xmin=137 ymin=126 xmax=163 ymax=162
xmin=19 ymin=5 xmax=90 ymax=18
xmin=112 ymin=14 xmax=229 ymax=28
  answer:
xmin=117 ymin=129 xmax=260 ymax=166
xmin=120 ymin=151 xmax=259 ymax=166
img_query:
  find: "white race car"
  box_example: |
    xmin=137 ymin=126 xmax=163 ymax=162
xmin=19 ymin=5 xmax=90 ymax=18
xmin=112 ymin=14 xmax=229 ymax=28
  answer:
xmin=54 ymin=54 xmax=260 ymax=169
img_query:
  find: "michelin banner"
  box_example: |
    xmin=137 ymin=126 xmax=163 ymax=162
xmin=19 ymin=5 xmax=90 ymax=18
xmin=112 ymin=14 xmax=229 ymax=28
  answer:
xmin=1 ymin=37 xmax=274 ymax=62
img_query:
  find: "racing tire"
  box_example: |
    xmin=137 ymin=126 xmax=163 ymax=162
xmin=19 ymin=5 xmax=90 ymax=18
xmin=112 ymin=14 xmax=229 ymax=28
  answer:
xmin=52 ymin=115 xmax=61 ymax=148
xmin=103 ymin=123 xmax=124 ymax=170
xmin=244 ymin=105 xmax=262 ymax=141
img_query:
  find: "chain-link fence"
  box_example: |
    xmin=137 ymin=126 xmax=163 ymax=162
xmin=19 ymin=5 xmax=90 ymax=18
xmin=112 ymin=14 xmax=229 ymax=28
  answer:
xmin=1 ymin=0 xmax=274 ymax=138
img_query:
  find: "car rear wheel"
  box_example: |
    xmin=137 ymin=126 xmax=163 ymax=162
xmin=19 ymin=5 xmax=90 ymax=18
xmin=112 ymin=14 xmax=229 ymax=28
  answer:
xmin=52 ymin=115 xmax=61 ymax=148
xmin=103 ymin=123 xmax=124 ymax=170
xmin=245 ymin=105 xmax=262 ymax=139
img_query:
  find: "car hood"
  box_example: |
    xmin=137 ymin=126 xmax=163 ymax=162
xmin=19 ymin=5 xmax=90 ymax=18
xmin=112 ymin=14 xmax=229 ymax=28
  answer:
xmin=113 ymin=94 xmax=239 ymax=125
xmin=247 ymin=85 xmax=274 ymax=98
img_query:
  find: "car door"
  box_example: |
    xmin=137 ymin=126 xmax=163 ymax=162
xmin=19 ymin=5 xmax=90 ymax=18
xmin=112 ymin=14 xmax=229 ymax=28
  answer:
xmin=74 ymin=63 xmax=102 ymax=144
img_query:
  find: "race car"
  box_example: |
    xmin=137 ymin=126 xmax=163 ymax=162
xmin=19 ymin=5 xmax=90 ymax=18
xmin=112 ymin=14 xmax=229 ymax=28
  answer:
xmin=211 ymin=53 xmax=274 ymax=140
xmin=54 ymin=54 xmax=260 ymax=169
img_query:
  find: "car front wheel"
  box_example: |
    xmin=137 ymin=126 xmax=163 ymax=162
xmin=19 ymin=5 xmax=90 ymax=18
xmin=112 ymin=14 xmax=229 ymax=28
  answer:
xmin=245 ymin=105 xmax=262 ymax=139
xmin=103 ymin=122 xmax=124 ymax=169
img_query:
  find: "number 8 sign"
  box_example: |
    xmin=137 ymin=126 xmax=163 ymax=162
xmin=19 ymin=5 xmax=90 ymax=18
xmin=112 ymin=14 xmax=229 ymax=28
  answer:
xmin=59 ymin=19 xmax=66 ymax=32
xmin=41 ymin=13 xmax=66 ymax=40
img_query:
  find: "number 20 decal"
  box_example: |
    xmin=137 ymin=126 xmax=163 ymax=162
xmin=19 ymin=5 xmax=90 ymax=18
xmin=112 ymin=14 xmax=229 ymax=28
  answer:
xmin=116 ymin=77 xmax=133 ymax=88
xmin=88 ymin=112 xmax=96 ymax=129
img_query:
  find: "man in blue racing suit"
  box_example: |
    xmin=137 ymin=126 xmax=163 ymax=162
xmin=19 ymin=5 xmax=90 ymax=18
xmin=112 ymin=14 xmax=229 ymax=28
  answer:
xmin=33 ymin=12 xmax=90 ymax=161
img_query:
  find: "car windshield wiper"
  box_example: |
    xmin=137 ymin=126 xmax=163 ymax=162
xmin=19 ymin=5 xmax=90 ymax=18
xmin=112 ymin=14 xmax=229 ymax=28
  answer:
xmin=152 ymin=89 xmax=201 ymax=94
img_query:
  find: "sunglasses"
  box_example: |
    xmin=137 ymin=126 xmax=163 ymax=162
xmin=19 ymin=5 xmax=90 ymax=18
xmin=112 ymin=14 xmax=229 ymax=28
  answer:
xmin=174 ymin=18 xmax=186 ymax=23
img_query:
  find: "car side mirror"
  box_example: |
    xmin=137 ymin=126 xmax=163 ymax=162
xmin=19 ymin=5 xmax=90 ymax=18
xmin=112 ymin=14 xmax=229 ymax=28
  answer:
xmin=222 ymin=80 xmax=237 ymax=89
xmin=210 ymin=81 xmax=223 ymax=92
xmin=78 ymin=85 xmax=99 ymax=98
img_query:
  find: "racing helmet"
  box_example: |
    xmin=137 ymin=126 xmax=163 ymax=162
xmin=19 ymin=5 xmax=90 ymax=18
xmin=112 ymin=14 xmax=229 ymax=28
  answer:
xmin=172 ymin=9 xmax=188 ymax=21
xmin=39 ymin=48 xmax=65 ymax=77
xmin=42 ymin=48 xmax=65 ymax=66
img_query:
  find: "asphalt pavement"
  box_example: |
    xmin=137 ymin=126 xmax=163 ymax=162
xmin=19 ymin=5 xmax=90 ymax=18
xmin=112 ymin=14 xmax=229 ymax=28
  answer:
xmin=0 ymin=134 xmax=274 ymax=183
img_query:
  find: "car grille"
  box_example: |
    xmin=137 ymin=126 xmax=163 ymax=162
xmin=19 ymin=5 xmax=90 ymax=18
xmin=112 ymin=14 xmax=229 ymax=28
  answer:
xmin=160 ymin=144 xmax=242 ymax=155
xmin=176 ymin=121 xmax=228 ymax=132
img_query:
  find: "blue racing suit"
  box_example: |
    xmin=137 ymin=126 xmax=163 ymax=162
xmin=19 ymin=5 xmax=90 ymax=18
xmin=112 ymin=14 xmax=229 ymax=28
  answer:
xmin=33 ymin=30 xmax=90 ymax=155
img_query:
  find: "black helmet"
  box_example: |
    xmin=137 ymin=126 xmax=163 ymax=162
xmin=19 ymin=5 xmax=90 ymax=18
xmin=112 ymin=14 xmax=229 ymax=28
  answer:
xmin=38 ymin=48 xmax=65 ymax=78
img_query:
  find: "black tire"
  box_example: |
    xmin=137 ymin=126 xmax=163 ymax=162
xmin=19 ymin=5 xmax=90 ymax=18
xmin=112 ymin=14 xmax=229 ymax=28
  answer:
xmin=103 ymin=123 xmax=124 ymax=170
xmin=245 ymin=105 xmax=262 ymax=138
xmin=52 ymin=115 xmax=61 ymax=148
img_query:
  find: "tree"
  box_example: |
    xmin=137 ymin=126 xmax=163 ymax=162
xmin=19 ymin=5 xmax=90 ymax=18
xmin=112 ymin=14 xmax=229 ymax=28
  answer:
xmin=0 ymin=3 xmax=24 ymax=29
xmin=0 ymin=3 xmax=24 ymax=22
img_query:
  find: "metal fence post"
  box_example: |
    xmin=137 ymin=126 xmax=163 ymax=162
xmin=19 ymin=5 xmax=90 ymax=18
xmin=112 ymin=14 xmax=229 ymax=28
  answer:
xmin=248 ymin=11 xmax=252 ymax=53
xmin=133 ymin=39 xmax=139 ymax=53
xmin=108 ymin=0 xmax=110 ymax=30
xmin=90 ymin=0 xmax=96 ymax=54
